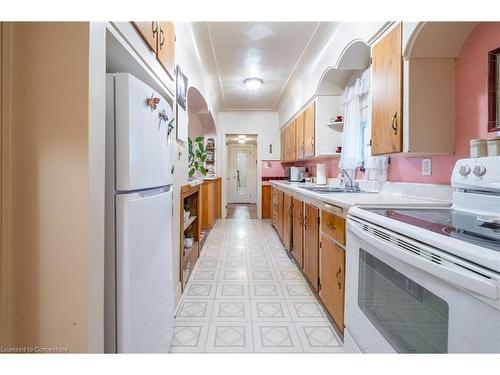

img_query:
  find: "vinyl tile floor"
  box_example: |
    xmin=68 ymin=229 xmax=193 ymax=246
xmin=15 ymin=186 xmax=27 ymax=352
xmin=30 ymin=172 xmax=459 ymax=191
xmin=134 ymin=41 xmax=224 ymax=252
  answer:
xmin=226 ymin=204 xmax=257 ymax=219
xmin=171 ymin=219 xmax=343 ymax=353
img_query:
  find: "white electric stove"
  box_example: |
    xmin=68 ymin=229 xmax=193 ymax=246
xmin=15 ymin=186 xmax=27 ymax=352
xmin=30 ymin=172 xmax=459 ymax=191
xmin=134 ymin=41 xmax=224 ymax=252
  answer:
xmin=344 ymin=156 xmax=500 ymax=353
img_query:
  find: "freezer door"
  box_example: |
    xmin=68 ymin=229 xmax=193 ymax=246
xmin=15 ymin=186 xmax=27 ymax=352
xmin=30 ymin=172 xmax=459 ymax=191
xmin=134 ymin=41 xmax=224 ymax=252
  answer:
xmin=113 ymin=73 xmax=173 ymax=191
xmin=116 ymin=187 xmax=174 ymax=353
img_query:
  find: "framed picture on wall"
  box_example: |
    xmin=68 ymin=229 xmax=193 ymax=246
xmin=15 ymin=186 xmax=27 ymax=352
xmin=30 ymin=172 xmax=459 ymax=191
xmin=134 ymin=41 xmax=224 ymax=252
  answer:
xmin=176 ymin=65 xmax=188 ymax=111
xmin=175 ymin=65 xmax=189 ymax=142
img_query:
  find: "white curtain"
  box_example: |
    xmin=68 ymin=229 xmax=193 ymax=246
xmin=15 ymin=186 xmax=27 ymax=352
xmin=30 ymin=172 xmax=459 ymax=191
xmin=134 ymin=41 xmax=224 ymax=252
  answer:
xmin=339 ymin=72 xmax=365 ymax=179
xmin=339 ymin=67 xmax=388 ymax=183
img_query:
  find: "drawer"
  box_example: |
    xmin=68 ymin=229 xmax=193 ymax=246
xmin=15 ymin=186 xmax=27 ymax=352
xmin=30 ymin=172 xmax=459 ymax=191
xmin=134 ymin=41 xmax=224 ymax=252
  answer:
xmin=321 ymin=210 xmax=345 ymax=245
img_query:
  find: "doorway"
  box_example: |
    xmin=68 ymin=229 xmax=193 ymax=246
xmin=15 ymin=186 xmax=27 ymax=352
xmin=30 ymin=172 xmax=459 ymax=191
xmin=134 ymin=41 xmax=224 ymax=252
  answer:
xmin=226 ymin=135 xmax=257 ymax=218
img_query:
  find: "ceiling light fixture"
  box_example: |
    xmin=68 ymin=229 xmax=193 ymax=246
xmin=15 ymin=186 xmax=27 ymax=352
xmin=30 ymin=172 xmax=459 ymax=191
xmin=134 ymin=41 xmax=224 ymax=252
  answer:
xmin=243 ymin=77 xmax=263 ymax=90
xmin=238 ymin=139 xmax=246 ymax=144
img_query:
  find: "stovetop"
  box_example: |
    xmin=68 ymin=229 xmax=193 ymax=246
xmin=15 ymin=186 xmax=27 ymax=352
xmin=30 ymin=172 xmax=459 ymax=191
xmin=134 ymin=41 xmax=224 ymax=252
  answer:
xmin=367 ymin=208 xmax=500 ymax=252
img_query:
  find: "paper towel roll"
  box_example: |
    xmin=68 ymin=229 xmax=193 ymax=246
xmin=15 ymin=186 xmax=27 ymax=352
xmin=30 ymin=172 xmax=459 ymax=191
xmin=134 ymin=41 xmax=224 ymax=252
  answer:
xmin=316 ymin=164 xmax=327 ymax=185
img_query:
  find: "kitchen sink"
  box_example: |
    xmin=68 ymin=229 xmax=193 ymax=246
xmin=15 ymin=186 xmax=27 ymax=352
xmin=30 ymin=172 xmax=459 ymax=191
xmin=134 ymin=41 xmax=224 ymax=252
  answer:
xmin=301 ymin=186 xmax=377 ymax=194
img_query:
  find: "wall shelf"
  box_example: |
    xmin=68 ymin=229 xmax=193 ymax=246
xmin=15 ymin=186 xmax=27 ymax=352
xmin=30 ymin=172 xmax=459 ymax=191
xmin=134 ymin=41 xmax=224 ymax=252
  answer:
xmin=327 ymin=122 xmax=344 ymax=129
xmin=183 ymin=215 xmax=197 ymax=231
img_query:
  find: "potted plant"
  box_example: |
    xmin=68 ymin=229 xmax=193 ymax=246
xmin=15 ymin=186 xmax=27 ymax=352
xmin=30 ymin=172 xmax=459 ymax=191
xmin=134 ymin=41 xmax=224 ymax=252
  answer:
xmin=188 ymin=136 xmax=208 ymax=179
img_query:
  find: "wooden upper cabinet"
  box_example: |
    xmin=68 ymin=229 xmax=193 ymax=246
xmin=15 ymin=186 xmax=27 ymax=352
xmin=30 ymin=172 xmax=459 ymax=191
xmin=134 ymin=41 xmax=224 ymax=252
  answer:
xmin=132 ymin=21 xmax=175 ymax=81
xmin=157 ymin=22 xmax=176 ymax=80
xmin=283 ymin=193 xmax=293 ymax=251
xmin=289 ymin=121 xmax=296 ymax=162
xmin=292 ymin=197 xmax=304 ymax=268
xmin=303 ymin=203 xmax=319 ymax=291
xmin=319 ymin=235 xmax=345 ymax=331
xmin=371 ymin=23 xmax=403 ymax=155
xmin=295 ymin=112 xmax=305 ymax=160
xmin=280 ymin=131 xmax=285 ymax=163
xmin=132 ymin=22 xmax=158 ymax=52
xmin=304 ymin=102 xmax=316 ymax=158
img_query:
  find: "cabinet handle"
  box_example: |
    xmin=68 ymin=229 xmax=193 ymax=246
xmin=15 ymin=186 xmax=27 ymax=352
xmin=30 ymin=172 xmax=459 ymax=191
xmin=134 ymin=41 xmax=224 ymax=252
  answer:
xmin=327 ymin=222 xmax=336 ymax=231
xmin=391 ymin=111 xmax=397 ymax=134
xmin=336 ymin=267 xmax=342 ymax=290
xmin=160 ymin=27 xmax=165 ymax=47
xmin=152 ymin=22 xmax=158 ymax=34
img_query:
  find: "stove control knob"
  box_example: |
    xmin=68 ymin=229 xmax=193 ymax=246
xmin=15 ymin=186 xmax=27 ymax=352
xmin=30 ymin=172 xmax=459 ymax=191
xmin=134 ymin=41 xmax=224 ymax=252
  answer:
xmin=459 ymin=165 xmax=471 ymax=176
xmin=473 ymin=165 xmax=486 ymax=177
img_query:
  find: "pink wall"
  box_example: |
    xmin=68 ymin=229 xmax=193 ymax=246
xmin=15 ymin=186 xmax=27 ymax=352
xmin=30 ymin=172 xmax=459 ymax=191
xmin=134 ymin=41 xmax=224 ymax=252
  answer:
xmin=389 ymin=22 xmax=500 ymax=184
xmin=262 ymin=160 xmax=286 ymax=177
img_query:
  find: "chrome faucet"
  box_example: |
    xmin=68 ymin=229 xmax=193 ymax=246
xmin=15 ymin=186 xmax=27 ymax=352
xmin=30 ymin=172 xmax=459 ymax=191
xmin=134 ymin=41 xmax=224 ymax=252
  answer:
xmin=340 ymin=168 xmax=360 ymax=192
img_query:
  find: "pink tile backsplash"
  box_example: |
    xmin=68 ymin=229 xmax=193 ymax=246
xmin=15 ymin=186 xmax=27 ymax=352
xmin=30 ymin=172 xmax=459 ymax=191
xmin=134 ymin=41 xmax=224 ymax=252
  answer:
xmin=262 ymin=160 xmax=286 ymax=177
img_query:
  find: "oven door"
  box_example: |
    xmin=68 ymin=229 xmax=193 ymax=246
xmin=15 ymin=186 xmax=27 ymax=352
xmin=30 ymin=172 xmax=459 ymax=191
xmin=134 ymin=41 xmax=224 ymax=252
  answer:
xmin=345 ymin=216 xmax=500 ymax=353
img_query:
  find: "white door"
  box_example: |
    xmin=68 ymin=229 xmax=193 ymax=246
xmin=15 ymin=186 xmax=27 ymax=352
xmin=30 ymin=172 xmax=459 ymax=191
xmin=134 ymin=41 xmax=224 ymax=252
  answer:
xmin=115 ymin=187 xmax=174 ymax=353
xmin=229 ymin=144 xmax=256 ymax=203
xmin=110 ymin=73 xmax=173 ymax=191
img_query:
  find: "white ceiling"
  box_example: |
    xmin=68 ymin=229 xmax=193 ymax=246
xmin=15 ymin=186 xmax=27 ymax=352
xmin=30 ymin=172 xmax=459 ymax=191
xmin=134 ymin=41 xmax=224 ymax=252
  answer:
xmin=206 ymin=22 xmax=320 ymax=110
xmin=226 ymin=134 xmax=257 ymax=144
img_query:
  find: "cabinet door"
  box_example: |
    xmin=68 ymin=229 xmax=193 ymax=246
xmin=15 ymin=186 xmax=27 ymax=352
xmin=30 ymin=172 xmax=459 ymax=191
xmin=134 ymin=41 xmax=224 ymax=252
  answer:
xmin=280 ymin=130 xmax=285 ymax=163
xmin=319 ymin=235 xmax=345 ymax=331
xmin=303 ymin=203 xmax=319 ymax=291
xmin=132 ymin=22 xmax=158 ymax=52
xmin=271 ymin=187 xmax=278 ymax=228
xmin=371 ymin=23 xmax=403 ymax=155
xmin=157 ymin=22 xmax=176 ymax=80
xmin=277 ymin=190 xmax=284 ymax=240
xmin=283 ymin=193 xmax=293 ymax=251
xmin=214 ymin=178 xmax=222 ymax=219
xmin=289 ymin=121 xmax=296 ymax=162
xmin=292 ymin=198 xmax=304 ymax=268
xmin=295 ymin=112 xmax=305 ymax=160
xmin=201 ymin=180 xmax=215 ymax=230
xmin=304 ymin=102 xmax=315 ymax=158
xmin=262 ymin=185 xmax=272 ymax=219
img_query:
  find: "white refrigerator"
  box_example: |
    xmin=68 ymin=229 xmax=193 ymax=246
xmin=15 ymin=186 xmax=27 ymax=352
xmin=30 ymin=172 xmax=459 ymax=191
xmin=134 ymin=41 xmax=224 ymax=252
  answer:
xmin=105 ymin=73 xmax=174 ymax=353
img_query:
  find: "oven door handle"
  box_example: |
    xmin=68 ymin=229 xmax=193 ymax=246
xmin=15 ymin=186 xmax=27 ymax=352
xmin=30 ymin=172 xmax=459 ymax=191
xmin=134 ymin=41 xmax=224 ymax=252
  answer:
xmin=349 ymin=219 xmax=500 ymax=300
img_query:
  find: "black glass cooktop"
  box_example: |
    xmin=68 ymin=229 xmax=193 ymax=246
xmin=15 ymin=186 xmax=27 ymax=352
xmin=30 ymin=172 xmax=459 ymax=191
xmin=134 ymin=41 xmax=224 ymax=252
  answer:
xmin=366 ymin=208 xmax=500 ymax=252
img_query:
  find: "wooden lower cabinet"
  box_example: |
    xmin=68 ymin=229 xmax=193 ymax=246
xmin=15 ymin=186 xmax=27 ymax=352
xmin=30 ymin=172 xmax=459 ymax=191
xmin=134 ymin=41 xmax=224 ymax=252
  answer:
xmin=271 ymin=187 xmax=278 ymax=228
xmin=283 ymin=193 xmax=293 ymax=251
xmin=200 ymin=180 xmax=215 ymax=231
xmin=321 ymin=210 xmax=346 ymax=245
xmin=303 ymin=203 xmax=320 ymax=291
xmin=201 ymin=178 xmax=222 ymax=230
xmin=276 ymin=189 xmax=284 ymax=240
xmin=292 ymin=197 xmax=304 ymax=268
xmin=214 ymin=177 xmax=222 ymax=219
xmin=262 ymin=185 xmax=271 ymax=219
xmin=319 ymin=235 xmax=345 ymax=331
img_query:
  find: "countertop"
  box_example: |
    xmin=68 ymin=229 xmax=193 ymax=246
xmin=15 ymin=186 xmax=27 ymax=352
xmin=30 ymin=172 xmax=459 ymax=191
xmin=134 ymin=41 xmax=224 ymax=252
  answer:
xmin=270 ymin=180 xmax=452 ymax=210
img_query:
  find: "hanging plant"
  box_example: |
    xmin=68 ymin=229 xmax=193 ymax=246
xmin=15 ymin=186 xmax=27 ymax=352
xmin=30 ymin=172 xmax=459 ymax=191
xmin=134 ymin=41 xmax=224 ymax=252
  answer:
xmin=188 ymin=136 xmax=207 ymax=179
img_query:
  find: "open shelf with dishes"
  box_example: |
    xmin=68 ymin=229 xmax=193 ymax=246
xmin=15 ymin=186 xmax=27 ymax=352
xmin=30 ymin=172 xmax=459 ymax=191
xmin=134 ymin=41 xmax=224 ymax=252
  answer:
xmin=180 ymin=183 xmax=201 ymax=290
